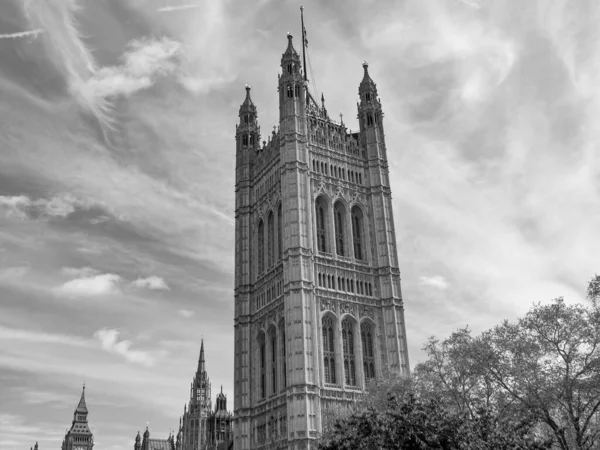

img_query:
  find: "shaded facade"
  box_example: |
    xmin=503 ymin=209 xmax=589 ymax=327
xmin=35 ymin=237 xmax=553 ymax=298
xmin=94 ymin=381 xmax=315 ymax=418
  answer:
xmin=61 ymin=387 xmax=94 ymax=450
xmin=206 ymin=388 xmax=234 ymax=450
xmin=233 ymin=31 xmax=410 ymax=449
xmin=134 ymin=427 xmax=176 ymax=450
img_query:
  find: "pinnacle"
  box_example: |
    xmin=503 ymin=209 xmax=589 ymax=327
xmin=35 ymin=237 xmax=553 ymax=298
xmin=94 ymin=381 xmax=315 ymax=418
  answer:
xmin=75 ymin=385 xmax=88 ymax=414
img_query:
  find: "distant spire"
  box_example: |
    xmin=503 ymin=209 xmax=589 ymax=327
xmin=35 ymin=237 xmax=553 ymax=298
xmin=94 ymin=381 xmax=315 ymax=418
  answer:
xmin=198 ymin=339 xmax=205 ymax=374
xmin=76 ymin=385 xmax=88 ymax=415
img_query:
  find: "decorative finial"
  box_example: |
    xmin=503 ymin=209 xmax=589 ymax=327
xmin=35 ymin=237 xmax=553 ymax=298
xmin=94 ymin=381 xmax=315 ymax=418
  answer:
xmin=363 ymin=60 xmax=368 ymax=68
xmin=300 ymin=5 xmax=304 ymax=11
xmin=287 ymin=31 xmax=293 ymax=40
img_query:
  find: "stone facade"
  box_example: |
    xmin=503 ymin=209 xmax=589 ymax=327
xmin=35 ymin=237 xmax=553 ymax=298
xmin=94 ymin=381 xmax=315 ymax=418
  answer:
xmin=233 ymin=33 xmax=410 ymax=450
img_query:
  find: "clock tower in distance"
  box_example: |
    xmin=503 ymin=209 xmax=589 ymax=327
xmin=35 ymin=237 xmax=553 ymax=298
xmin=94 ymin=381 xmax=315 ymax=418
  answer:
xmin=62 ymin=386 xmax=94 ymax=450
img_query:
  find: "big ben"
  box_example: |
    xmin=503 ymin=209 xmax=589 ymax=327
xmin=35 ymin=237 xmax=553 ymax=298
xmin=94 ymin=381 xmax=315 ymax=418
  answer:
xmin=61 ymin=386 xmax=94 ymax=450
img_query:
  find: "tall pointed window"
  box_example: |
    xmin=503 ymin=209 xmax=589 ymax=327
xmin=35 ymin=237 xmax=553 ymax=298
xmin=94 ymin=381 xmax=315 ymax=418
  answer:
xmin=280 ymin=320 xmax=286 ymax=390
xmin=322 ymin=316 xmax=336 ymax=384
xmin=268 ymin=212 xmax=274 ymax=267
xmin=242 ymin=134 xmax=248 ymax=146
xmin=258 ymin=220 xmax=265 ymax=274
xmin=315 ymin=197 xmax=328 ymax=253
xmin=342 ymin=319 xmax=356 ymax=386
xmin=334 ymin=202 xmax=345 ymax=256
xmin=351 ymin=206 xmax=364 ymax=261
xmin=259 ymin=333 xmax=266 ymax=399
xmin=278 ymin=204 xmax=283 ymax=260
xmin=270 ymin=327 xmax=277 ymax=394
xmin=361 ymin=323 xmax=375 ymax=381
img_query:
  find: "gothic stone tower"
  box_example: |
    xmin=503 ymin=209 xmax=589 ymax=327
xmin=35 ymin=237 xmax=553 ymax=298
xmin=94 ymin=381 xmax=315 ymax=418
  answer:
xmin=181 ymin=340 xmax=212 ymax=450
xmin=233 ymin=33 xmax=410 ymax=450
xmin=62 ymin=387 xmax=94 ymax=450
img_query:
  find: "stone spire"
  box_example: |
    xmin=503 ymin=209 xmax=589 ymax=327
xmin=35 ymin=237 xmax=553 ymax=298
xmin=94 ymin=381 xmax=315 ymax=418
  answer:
xmin=198 ymin=338 xmax=205 ymax=374
xmin=359 ymin=61 xmax=378 ymax=98
xmin=76 ymin=385 xmax=88 ymax=415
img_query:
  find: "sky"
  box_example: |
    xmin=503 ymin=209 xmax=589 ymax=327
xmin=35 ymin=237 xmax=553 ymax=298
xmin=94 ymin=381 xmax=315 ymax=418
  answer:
xmin=0 ymin=0 xmax=599 ymax=448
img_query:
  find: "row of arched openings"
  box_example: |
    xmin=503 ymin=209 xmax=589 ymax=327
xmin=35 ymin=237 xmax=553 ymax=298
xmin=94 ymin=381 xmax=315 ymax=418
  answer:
xmin=312 ymin=159 xmax=363 ymax=185
xmin=257 ymin=204 xmax=283 ymax=274
xmin=317 ymin=273 xmax=373 ymax=296
xmin=316 ymin=197 xmax=365 ymax=260
xmin=257 ymin=321 xmax=286 ymax=399
xmin=322 ymin=316 xmax=375 ymax=385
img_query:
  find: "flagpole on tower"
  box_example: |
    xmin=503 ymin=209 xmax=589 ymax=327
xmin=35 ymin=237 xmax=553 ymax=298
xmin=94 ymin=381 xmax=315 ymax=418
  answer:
xmin=300 ymin=5 xmax=308 ymax=82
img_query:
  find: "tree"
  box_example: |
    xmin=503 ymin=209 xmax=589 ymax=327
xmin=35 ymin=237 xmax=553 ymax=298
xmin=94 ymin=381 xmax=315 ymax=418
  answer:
xmin=476 ymin=296 xmax=600 ymax=450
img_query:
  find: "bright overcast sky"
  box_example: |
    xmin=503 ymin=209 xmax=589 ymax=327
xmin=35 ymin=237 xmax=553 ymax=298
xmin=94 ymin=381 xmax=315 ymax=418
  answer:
xmin=1 ymin=0 xmax=599 ymax=449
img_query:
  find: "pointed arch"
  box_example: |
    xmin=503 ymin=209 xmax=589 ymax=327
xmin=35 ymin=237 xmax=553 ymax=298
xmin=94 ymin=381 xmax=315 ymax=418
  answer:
xmin=342 ymin=317 xmax=357 ymax=386
xmin=322 ymin=314 xmax=337 ymax=384
xmin=315 ymin=196 xmax=329 ymax=253
xmin=257 ymin=331 xmax=266 ymax=399
xmin=268 ymin=325 xmax=277 ymax=395
xmin=333 ymin=201 xmax=346 ymax=256
xmin=351 ymin=205 xmax=365 ymax=261
xmin=257 ymin=219 xmax=265 ymax=273
xmin=279 ymin=318 xmax=287 ymax=391
xmin=267 ymin=211 xmax=275 ymax=267
xmin=361 ymin=320 xmax=376 ymax=381
xmin=278 ymin=203 xmax=283 ymax=260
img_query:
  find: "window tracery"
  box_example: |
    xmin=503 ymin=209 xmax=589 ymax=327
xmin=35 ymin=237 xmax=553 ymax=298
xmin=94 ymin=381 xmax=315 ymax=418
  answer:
xmin=342 ymin=319 xmax=356 ymax=386
xmin=361 ymin=323 xmax=376 ymax=381
xmin=322 ymin=316 xmax=336 ymax=384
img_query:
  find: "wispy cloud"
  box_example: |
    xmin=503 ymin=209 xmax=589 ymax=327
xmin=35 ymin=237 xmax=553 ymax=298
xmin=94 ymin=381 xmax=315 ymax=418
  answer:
xmin=83 ymin=37 xmax=183 ymax=99
xmin=419 ymin=275 xmax=450 ymax=290
xmin=54 ymin=273 xmax=122 ymax=298
xmin=61 ymin=266 xmax=99 ymax=278
xmin=0 ymin=29 xmax=44 ymax=39
xmin=0 ymin=193 xmax=95 ymax=220
xmin=177 ymin=309 xmax=194 ymax=318
xmin=157 ymin=4 xmax=200 ymax=13
xmin=131 ymin=276 xmax=169 ymax=290
xmin=94 ymin=328 xmax=156 ymax=366
xmin=0 ymin=325 xmax=90 ymax=348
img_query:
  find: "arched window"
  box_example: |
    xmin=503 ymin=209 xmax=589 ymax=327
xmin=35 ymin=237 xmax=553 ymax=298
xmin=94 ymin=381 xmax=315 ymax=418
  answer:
xmin=367 ymin=114 xmax=374 ymax=126
xmin=278 ymin=204 xmax=283 ymax=260
xmin=244 ymin=114 xmax=249 ymax=124
xmin=279 ymin=320 xmax=287 ymax=390
xmin=287 ymin=64 xmax=292 ymax=74
xmin=315 ymin=197 xmax=328 ymax=253
xmin=242 ymin=134 xmax=248 ymax=146
xmin=361 ymin=323 xmax=375 ymax=381
xmin=258 ymin=333 xmax=266 ymax=398
xmin=268 ymin=212 xmax=274 ymax=267
xmin=322 ymin=316 xmax=336 ymax=384
xmin=342 ymin=319 xmax=356 ymax=386
xmin=366 ymin=93 xmax=371 ymax=102
xmin=269 ymin=327 xmax=277 ymax=394
xmin=295 ymin=85 xmax=300 ymax=97
xmin=258 ymin=220 xmax=264 ymax=273
xmin=334 ymin=202 xmax=345 ymax=256
xmin=351 ymin=206 xmax=364 ymax=261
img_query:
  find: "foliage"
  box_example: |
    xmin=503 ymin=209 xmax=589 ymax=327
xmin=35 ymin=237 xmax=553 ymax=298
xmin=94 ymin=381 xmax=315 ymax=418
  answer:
xmin=320 ymin=393 xmax=552 ymax=450
xmin=320 ymin=277 xmax=600 ymax=450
